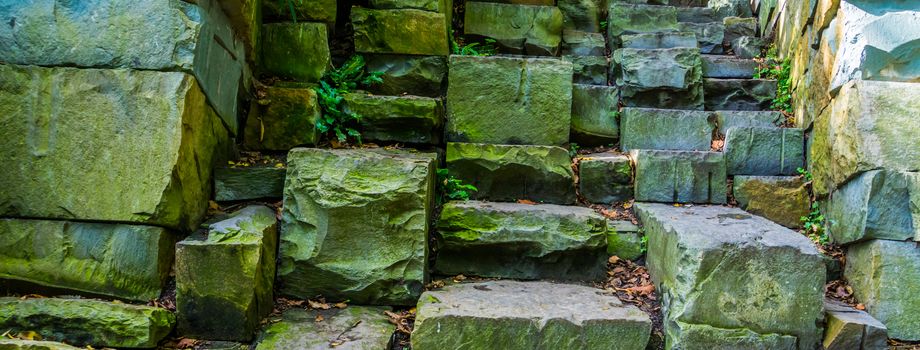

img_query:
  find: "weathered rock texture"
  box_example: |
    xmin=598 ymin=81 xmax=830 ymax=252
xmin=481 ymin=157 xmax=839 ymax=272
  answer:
xmin=214 ymin=166 xmax=287 ymax=201
xmin=352 ymin=8 xmax=449 ymax=56
xmin=823 ymin=300 xmax=888 ymax=350
xmin=619 ymin=108 xmax=715 ymax=151
xmin=631 ymin=150 xmax=727 ymax=204
xmin=344 ymin=93 xmax=443 ymax=144
xmin=365 ymin=55 xmax=447 ymax=97
xmin=261 ymin=23 xmax=330 ymax=82
xmin=724 ymin=127 xmax=804 ymax=176
xmin=254 ymin=307 xmax=393 ymax=350
xmin=244 ymin=84 xmax=320 ymax=150
xmin=578 ymin=153 xmax=633 ymax=204
xmin=0 ymin=340 xmax=82 ymax=350
xmin=613 ymin=48 xmax=704 ymax=110
xmin=465 ymin=2 xmax=563 ymax=55
xmin=733 ymin=176 xmax=810 ymax=229
xmin=571 ymin=84 xmax=618 ymax=144
xmin=826 ymin=170 xmax=920 ymax=244
xmin=845 ymin=240 xmax=920 ymax=341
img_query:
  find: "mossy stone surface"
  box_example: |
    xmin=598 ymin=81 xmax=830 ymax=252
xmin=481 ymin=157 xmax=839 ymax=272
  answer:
xmin=261 ymin=23 xmax=329 ymax=82
xmin=578 ymin=153 xmax=633 ymax=204
xmin=571 ymin=85 xmax=619 ymax=144
xmin=613 ymin=48 xmax=704 ymax=110
xmin=0 ymin=340 xmax=82 ymax=350
xmin=619 ymin=108 xmax=715 ymax=152
xmin=631 ymin=150 xmax=727 ymax=204
xmin=465 ymin=2 xmax=564 ymax=55
xmin=351 ymin=8 xmax=448 ymax=56
xmin=845 ymin=239 xmax=920 ymax=341
xmin=344 ymin=93 xmax=443 ymax=144
xmin=606 ymin=4 xmax=678 ymax=44
xmin=365 ymin=54 xmax=447 ymax=97
xmin=724 ymin=127 xmax=804 ymax=176
xmin=243 ymin=85 xmax=320 ymax=151
xmin=263 ymin=0 xmax=336 ymax=24
xmin=733 ymin=176 xmax=809 ymax=229
xmin=254 ymin=307 xmax=392 ymax=350
xmin=702 ymin=78 xmax=777 ymax=111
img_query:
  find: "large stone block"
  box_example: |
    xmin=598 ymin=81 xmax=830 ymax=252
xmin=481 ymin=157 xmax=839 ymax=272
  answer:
xmin=578 ymin=153 xmax=633 ymax=204
xmin=352 ymin=8 xmax=449 ymax=56
xmin=0 ymin=65 xmax=230 ymax=230
xmin=823 ymin=300 xmax=888 ymax=350
xmin=176 ymin=205 xmax=278 ymax=341
xmin=465 ymin=2 xmax=563 ymax=55
xmin=0 ymin=219 xmax=173 ymax=301
xmin=263 ymin=0 xmax=336 ymax=24
xmin=607 ymin=221 xmax=643 ymax=261
xmin=243 ymin=84 xmax=320 ymax=151
xmin=703 ymin=78 xmax=777 ymax=111
xmin=724 ymin=127 xmax=804 ymax=175
xmin=715 ymin=110 xmax=782 ymax=134
xmin=571 ymin=84 xmax=619 ymax=144
xmin=365 ymin=54 xmax=447 ymax=97
xmin=635 ymin=203 xmax=825 ymax=350
xmin=436 ymin=202 xmax=608 ymax=280
xmin=701 ymin=55 xmax=757 ymax=78
xmin=613 ymin=48 xmax=704 ymax=109
xmin=558 ymin=0 xmax=602 ymax=32
xmin=632 ymin=150 xmax=727 ymax=204
xmin=446 ymin=55 xmax=573 ymax=146
xmin=845 ymin=240 xmax=920 ymax=341
xmin=678 ymin=22 xmax=725 ymax=54
xmin=0 ymin=340 xmax=82 ymax=350
xmin=826 ymin=170 xmax=920 ymax=245
xmin=344 ymin=93 xmax=443 ymax=144
xmin=279 ymin=148 xmax=435 ymax=305
xmin=0 ymin=298 xmax=175 ymax=348
xmin=564 ymin=55 xmax=608 ymax=85
xmin=722 ymin=16 xmax=757 ymax=45
xmin=254 ymin=307 xmax=393 ymax=350
xmin=262 ymin=23 xmax=330 ymax=82
xmin=214 ymin=166 xmax=287 ymax=202
xmin=446 ymin=143 xmax=576 ymax=204
xmin=620 ymin=108 xmax=715 ymax=151
xmin=733 ymin=176 xmax=810 ymax=229
xmin=562 ymin=30 xmax=606 ymax=56
xmin=412 ymin=281 xmax=651 ymax=350
xmin=607 ymin=4 xmax=679 ymax=44
xmin=620 ymin=32 xmax=698 ymax=50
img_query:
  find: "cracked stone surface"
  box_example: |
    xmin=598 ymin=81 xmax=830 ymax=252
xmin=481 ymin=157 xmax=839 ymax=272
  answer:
xmin=464 ymin=2 xmax=563 ymax=55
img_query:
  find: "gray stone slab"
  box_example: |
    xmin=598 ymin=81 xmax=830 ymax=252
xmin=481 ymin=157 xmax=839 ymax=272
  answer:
xmin=215 ymin=166 xmax=286 ymax=201
xmin=571 ymin=84 xmax=619 ymax=144
xmin=715 ymin=110 xmax=782 ymax=134
xmin=724 ymin=127 xmax=804 ymax=175
xmin=733 ymin=176 xmax=809 ymax=229
xmin=703 ymin=78 xmax=777 ymax=111
xmin=365 ymin=54 xmax=447 ymax=97
xmin=620 ymin=108 xmax=715 ymax=151
xmin=826 ymin=170 xmax=920 ymax=244
xmin=254 ymin=307 xmax=393 ymax=350
xmin=578 ymin=153 xmax=633 ymax=204
xmin=631 ymin=150 xmax=727 ymax=204
xmin=845 ymin=240 xmax=920 ymax=341
xmin=678 ymin=22 xmax=725 ymax=53
xmin=465 ymin=2 xmax=563 ymax=55
xmin=613 ymin=48 xmax=704 ymax=110
xmin=824 ymin=300 xmax=888 ymax=350
xmin=620 ymin=32 xmax=698 ymax=49
xmin=607 ymin=4 xmax=679 ymax=44
xmin=701 ymin=55 xmax=757 ymax=78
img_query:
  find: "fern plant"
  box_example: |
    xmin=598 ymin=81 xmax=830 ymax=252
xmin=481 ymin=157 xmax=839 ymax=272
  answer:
xmin=437 ymin=169 xmax=478 ymax=204
xmin=450 ymin=33 xmax=498 ymax=56
xmin=754 ymin=47 xmax=793 ymax=115
xmin=314 ymin=55 xmax=383 ymax=144
xmin=801 ymin=202 xmax=828 ymax=245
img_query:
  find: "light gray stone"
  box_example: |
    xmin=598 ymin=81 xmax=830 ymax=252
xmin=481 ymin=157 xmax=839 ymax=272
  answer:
xmin=715 ymin=110 xmax=782 ymax=134
xmin=703 ymin=78 xmax=777 ymax=111
xmin=678 ymin=22 xmax=725 ymax=54
xmin=724 ymin=127 xmax=804 ymax=175
xmin=823 ymin=300 xmax=888 ymax=350
xmin=701 ymin=55 xmax=757 ymax=78
xmin=565 ymin=55 xmax=609 ymax=85
xmin=344 ymin=93 xmax=444 ymax=144
xmin=563 ymin=30 xmax=607 ymax=56
xmin=620 ymin=108 xmax=715 ymax=151
xmin=709 ymin=0 xmax=753 ymax=19
xmin=571 ymin=84 xmax=619 ymax=144
xmin=465 ymin=2 xmax=563 ymax=55
xmin=559 ymin=0 xmax=602 ymax=32
xmin=722 ymin=16 xmax=757 ymax=45
xmin=826 ymin=170 xmax=920 ymax=244
xmin=631 ymin=150 xmax=727 ymax=204
xmin=731 ymin=36 xmax=765 ymax=59
xmin=620 ymin=32 xmax=698 ymax=49
xmin=845 ymin=240 xmax=920 ymax=341
xmin=613 ymin=48 xmax=704 ymax=110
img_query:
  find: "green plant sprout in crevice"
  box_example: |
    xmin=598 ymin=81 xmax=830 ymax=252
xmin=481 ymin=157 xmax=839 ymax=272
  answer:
xmin=436 ymin=169 xmax=478 ymax=204
xmin=796 ymin=167 xmax=828 ymax=245
xmin=284 ymin=0 xmax=303 ymax=22
xmin=450 ymin=33 xmax=498 ymax=56
xmin=314 ymin=55 xmax=383 ymax=144
xmin=754 ymin=47 xmax=793 ymax=118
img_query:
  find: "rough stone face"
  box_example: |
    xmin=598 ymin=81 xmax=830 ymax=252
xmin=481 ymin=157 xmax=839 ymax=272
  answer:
xmin=702 ymin=55 xmax=757 ymax=78
xmin=631 ymin=150 xmax=727 ymax=204
xmin=607 ymin=221 xmax=643 ymax=261
xmin=215 ymin=166 xmax=287 ymax=201
xmin=722 ymin=16 xmax=757 ymax=45
xmin=0 ymin=298 xmax=175 ymax=348
xmin=703 ymin=78 xmax=777 ymax=111
xmin=823 ymin=300 xmax=888 ymax=350
xmin=826 ymin=170 xmax=920 ymax=245
xmin=370 ymin=0 xmax=452 ymax=15
xmin=571 ymin=84 xmax=619 ymax=144
xmin=465 ymin=2 xmax=563 ymax=55
xmin=635 ymin=203 xmax=825 ymax=350
xmin=607 ymin=4 xmax=679 ymax=44
xmin=0 ymin=219 xmax=173 ymax=301
xmin=715 ymin=110 xmax=782 ymax=135
xmin=352 ymin=8 xmax=448 ymax=56
xmin=254 ymin=307 xmax=393 ymax=350
xmin=279 ymin=148 xmax=435 ymax=305
xmin=709 ymin=0 xmax=753 ymax=19
xmin=724 ymin=127 xmax=804 ymax=175
xmin=262 ymin=23 xmax=330 ymax=82
xmin=845 ymin=240 xmax=920 ymax=341
xmin=565 ymin=55 xmax=609 ymax=85
xmin=563 ymin=30 xmax=606 ymax=56
xmin=731 ymin=36 xmax=765 ymax=59
xmin=579 ymin=153 xmax=633 ymax=204
xmin=365 ymin=54 xmax=447 ymax=97
xmin=176 ymin=206 xmax=278 ymax=341
xmin=446 ymin=143 xmax=576 ymax=204
xmin=344 ymin=93 xmax=443 ymax=144
xmin=473 ymin=0 xmax=554 ymax=5
xmin=733 ymin=176 xmax=810 ymax=228
xmin=435 ymin=202 xmax=608 ymax=280
xmin=0 ymin=340 xmax=82 ymax=350
xmin=558 ymin=0 xmax=601 ymax=32
xmin=613 ymin=48 xmax=704 ymax=110
xmin=620 ymin=32 xmax=698 ymax=49
xmin=677 ymin=7 xmax=717 ymax=23
xmin=0 ymin=65 xmax=229 ymax=231
xmin=678 ymin=22 xmax=725 ymax=54
xmin=263 ymin=0 xmax=337 ymax=24
xmin=446 ymin=56 xmax=573 ymax=146
xmin=412 ymin=281 xmax=651 ymax=350
xmin=244 ymin=84 xmax=320 ymax=151
xmin=620 ymin=108 xmax=715 ymax=151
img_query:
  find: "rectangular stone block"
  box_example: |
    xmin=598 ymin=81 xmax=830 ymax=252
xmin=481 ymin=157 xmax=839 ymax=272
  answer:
xmin=263 ymin=0 xmax=337 ymax=24
xmin=279 ymin=148 xmax=436 ymax=305
xmin=352 ymin=8 xmax=449 ymax=56
xmin=701 ymin=55 xmax=757 ymax=78
xmin=613 ymin=48 xmax=704 ymax=110
xmin=446 ymin=55 xmax=573 ymax=146
xmin=447 ymin=143 xmax=576 ymax=204
xmin=678 ymin=22 xmax=725 ymax=53
xmin=0 ymin=65 xmax=231 ymax=230
xmin=465 ymin=2 xmax=563 ymax=55
xmin=826 ymin=170 xmax=920 ymax=245
xmin=824 ymin=300 xmax=888 ymax=350
xmin=243 ymin=84 xmax=320 ymax=151
xmin=715 ymin=110 xmax=782 ymax=134
xmin=607 ymin=220 xmax=643 ymax=261
xmin=0 ymin=219 xmax=174 ymax=301
xmin=631 ymin=150 xmax=727 ymax=204
xmin=215 ymin=166 xmax=287 ymax=202
xmin=558 ymin=0 xmax=601 ymax=32
xmin=703 ymin=78 xmax=777 ymax=111
xmin=733 ymin=176 xmax=810 ymax=229
xmin=261 ymin=23 xmax=330 ymax=82
xmin=578 ymin=153 xmax=633 ymax=204
xmin=620 ymin=32 xmax=698 ymax=49
xmin=365 ymin=54 xmax=447 ymax=97
xmin=254 ymin=307 xmax=393 ymax=350
xmin=571 ymin=84 xmax=619 ymax=144
xmin=845 ymin=240 xmax=920 ymax=341
xmin=344 ymin=93 xmax=444 ymax=144
xmin=722 ymin=16 xmax=756 ymax=46
xmin=620 ymin=108 xmax=715 ymax=151
xmin=562 ymin=30 xmax=607 ymax=56
xmin=607 ymin=4 xmax=679 ymax=44
xmin=564 ymin=55 xmax=609 ymax=85
xmin=177 ymin=205 xmax=278 ymax=341
xmin=724 ymin=127 xmax=804 ymax=175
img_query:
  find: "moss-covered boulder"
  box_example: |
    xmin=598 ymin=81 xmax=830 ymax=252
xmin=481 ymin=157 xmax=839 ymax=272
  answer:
xmin=352 ymin=8 xmax=448 ymax=56
xmin=446 ymin=55 xmax=573 ymax=146
xmin=826 ymin=170 xmax=920 ymax=244
xmin=344 ymin=93 xmax=443 ymax=144
xmin=0 ymin=298 xmax=175 ymax=348
xmin=0 ymin=340 xmax=82 ymax=350
xmin=365 ymin=55 xmax=447 ymax=97
xmin=436 ymin=201 xmax=608 ymax=280
xmin=0 ymin=65 xmax=230 ymax=231
xmin=261 ymin=23 xmax=329 ymax=82
xmin=578 ymin=153 xmax=633 ymax=204
xmin=279 ymin=148 xmax=436 ymax=305
xmin=846 ymin=240 xmax=920 ymax=341
xmin=263 ymin=0 xmax=337 ymax=25
xmin=176 ymin=205 xmax=278 ymax=341
xmin=733 ymin=176 xmax=809 ymax=229
xmin=464 ymin=2 xmax=563 ymax=55
xmin=724 ymin=127 xmax=804 ymax=176
xmin=215 ymin=166 xmax=287 ymax=202
xmin=606 ymin=4 xmax=678 ymax=44
xmin=446 ymin=143 xmax=576 ymax=204
xmin=254 ymin=307 xmax=393 ymax=350
xmin=571 ymin=85 xmax=619 ymax=144
xmin=631 ymin=150 xmax=727 ymax=204
xmin=244 ymin=84 xmax=320 ymax=151
xmin=702 ymin=78 xmax=777 ymax=111
xmin=613 ymin=48 xmax=704 ymax=110
xmin=619 ymin=108 xmax=715 ymax=151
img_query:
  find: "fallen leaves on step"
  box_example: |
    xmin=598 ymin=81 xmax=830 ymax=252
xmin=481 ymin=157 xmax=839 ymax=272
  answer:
xmin=175 ymin=338 xmax=199 ymax=349
xmin=315 ymin=314 xmax=325 ymax=322
xmin=386 ymin=308 xmax=416 ymax=339
xmin=516 ymin=199 xmax=537 ymax=205
xmin=588 ymin=201 xmax=638 ymax=224
xmin=600 ymin=257 xmax=663 ymax=346
xmin=825 ymin=279 xmax=861 ymax=308
xmin=308 ymin=299 xmax=332 ymax=310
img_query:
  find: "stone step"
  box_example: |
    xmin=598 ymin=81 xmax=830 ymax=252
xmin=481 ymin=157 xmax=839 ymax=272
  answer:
xmin=464 ymin=2 xmax=563 ymax=55
xmin=0 ymin=297 xmax=175 ymax=348
xmin=446 ymin=142 xmax=576 ymax=204
xmin=845 ymin=240 xmax=920 ymax=341
xmin=243 ymin=83 xmax=319 ymax=151
xmin=732 ymin=176 xmax=810 ymax=229
xmin=631 ymin=149 xmax=727 ymax=204
xmin=343 ymin=92 xmax=444 ymax=145
xmin=715 ymin=110 xmax=783 ymax=135
xmin=578 ymin=152 xmax=633 ymax=204
xmin=620 ymin=32 xmax=698 ymax=50
xmin=564 ymin=55 xmax=609 ymax=85
xmin=703 ymin=78 xmax=777 ymax=111
xmin=607 ymin=3 xmax=679 ymax=46
xmin=435 ymin=201 xmax=609 ymax=280
xmin=351 ymin=8 xmax=449 ymax=56
xmin=620 ymin=108 xmax=715 ymax=152
xmin=677 ymin=6 xmax=717 ymax=23
xmin=214 ymin=164 xmax=286 ymax=201
xmin=612 ymin=47 xmax=704 ymax=110
xmin=635 ymin=203 xmax=824 ymax=349
xmin=562 ymin=30 xmax=606 ymax=56
xmin=0 ymin=340 xmax=82 ymax=350
xmin=823 ymin=299 xmax=888 ymax=350
xmin=411 ymin=281 xmax=651 ymax=349
xmin=365 ymin=54 xmax=447 ymax=98
xmin=701 ymin=54 xmax=757 ymax=78
xmin=723 ymin=16 xmax=757 ymax=47
xmin=571 ymin=84 xmax=619 ymax=145
xmin=253 ymin=306 xmax=392 ymax=350
xmin=678 ymin=22 xmax=725 ymax=54
xmin=723 ymin=126 xmax=804 ymax=175
xmin=825 ymin=170 xmax=920 ymax=245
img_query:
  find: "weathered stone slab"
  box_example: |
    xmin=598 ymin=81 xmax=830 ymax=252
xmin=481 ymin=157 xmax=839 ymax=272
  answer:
xmin=607 ymin=221 xmax=643 ymax=261
xmin=352 ymin=8 xmax=449 ymax=56
xmin=0 ymin=65 xmax=230 ymax=231
xmin=701 ymin=55 xmax=757 ymax=78
xmin=724 ymin=127 xmax=803 ymax=175
xmin=344 ymin=93 xmax=443 ymax=144
xmin=678 ymin=22 xmax=724 ymax=54
xmin=722 ymin=16 xmax=757 ymax=45
xmin=579 ymin=153 xmax=633 ymax=204
xmin=446 ymin=143 xmax=576 ymax=204
xmin=826 ymin=170 xmax=920 ymax=244
xmin=0 ymin=219 xmax=173 ymax=301
xmin=677 ymin=7 xmax=717 ymax=23
xmin=446 ymin=55 xmax=573 ymax=146
xmin=607 ymin=4 xmax=679 ymax=44
xmin=254 ymin=307 xmax=393 ymax=350
xmin=846 ymin=240 xmax=920 ymax=341
xmin=262 ymin=23 xmax=330 ymax=82
xmin=620 ymin=108 xmax=714 ymax=151
xmin=709 ymin=0 xmax=753 ymax=19
xmin=571 ymin=84 xmax=619 ymax=144
xmin=559 ymin=0 xmax=602 ymax=32
xmin=176 ymin=205 xmax=278 ymax=341
xmin=703 ymin=78 xmax=777 ymax=111
xmin=0 ymin=298 xmax=175 ymax=348
xmin=562 ymin=30 xmax=607 ymax=56
xmin=435 ymin=202 xmax=608 ymax=280
xmin=412 ymin=281 xmax=651 ymax=349
xmin=631 ymin=150 xmax=727 ymax=204
xmin=370 ymin=0 xmax=452 ymax=14
xmin=731 ymin=36 xmax=765 ymax=59
xmin=635 ymin=203 xmax=824 ymax=350
xmin=263 ymin=0 xmax=337 ymax=24
xmin=715 ymin=110 xmax=782 ymax=134
xmin=279 ymin=148 xmax=435 ymax=305
xmin=215 ymin=166 xmax=287 ymax=201
xmin=565 ymin=55 xmax=608 ymax=85
xmin=244 ymin=85 xmax=320 ymax=151
xmin=365 ymin=54 xmax=447 ymax=97
xmin=613 ymin=48 xmax=704 ymax=110
xmin=733 ymin=176 xmax=809 ymax=228
xmin=620 ymin=32 xmax=698 ymax=49
xmin=465 ymin=2 xmax=563 ymax=55
xmin=0 ymin=340 xmax=82 ymax=350
xmin=824 ymin=300 xmax=888 ymax=350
